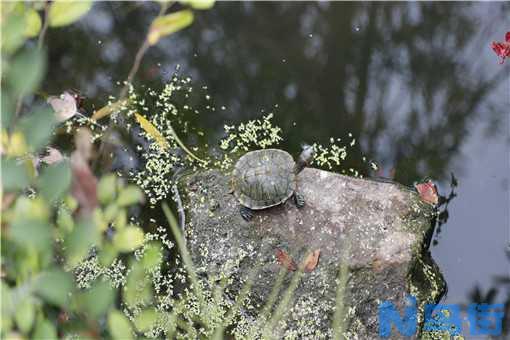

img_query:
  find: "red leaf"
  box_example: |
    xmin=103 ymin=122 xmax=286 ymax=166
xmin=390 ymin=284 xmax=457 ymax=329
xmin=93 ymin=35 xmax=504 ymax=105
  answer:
xmin=70 ymin=128 xmax=98 ymax=215
xmin=303 ymin=249 xmax=321 ymax=273
xmin=491 ymin=32 xmax=510 ymax=64
xmin=414 ymin=180 xmax=439 ymax=205
xmin=276 ymin=249 xmax=297 ymax=271
xmin=71 ymin=154 xmax=98 ymax=215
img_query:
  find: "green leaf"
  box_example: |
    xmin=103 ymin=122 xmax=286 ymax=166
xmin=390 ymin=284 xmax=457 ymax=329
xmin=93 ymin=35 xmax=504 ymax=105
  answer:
xmin=7 ymin=48 xmax=46 ymax=97
xmin=133 ymin=309 xmax=158 ymax=332
xmin=76 ymin=281 xmax=114 ymax=318
xmin=113 ymin=209 xmax=127 ymax=229
xmin=92 ymin=208 xmax=108 ymax=232
xmin=37 ymin=160 xmax=71 ymax=202
xmin=18 ymin=107 xmax=56 ymax=152
xmin=12 ymin=197 xmax=49 ymax=221
xmin=116 ymin=185 xmax=143 ymax=207
xmin=57 ymin=207 xmax=74 ymax=233
xmin=24 ymin=8 xmax=42 ymax=38
xmin=1 ymin=157 xmax=30 ymax=192
xmin=14 ymin=298 xmax=35 ymax=334
xmin=1 ymin=283 xmax=14 ymax=316
xmin=97 ymin=174 xmax=117 ymax=204
xmin=113 ymin=226 xmax=144 ymax=252
xmin=1 ymin=91 xmax=14 ymax=129
xmin=65 ymin=219 xmax=100 ymax=267
xmin=179 ymin=0 xmax=215 ymax=10
xmin=48 ymin=0 xmax=93 ymax=27
xmin=98 ymin=243 xmax=117 ymax=267
xmin=104 ymin=203 xmax=119 ymax=222
xmin=1 ymin=10 xmax=26 ymax=53
xmin=33 ymin=319 xmax=57 ymax=340
xmin=142 ymin=242 xmax=162 ymax=270
xmin=108 ymin=310 xmax=134 ymax=340
xmin=1 ymin=316 xmax=13 ymax=336
xmin=10 ymin=219 xmax=52 ymax=253
xmin=34 ymin=269 xmax=74 ymax=307
xmin=124 ymin=262 xmax=152 ymax=307
xmin=148 ymin=10 xmax=194 ymax=46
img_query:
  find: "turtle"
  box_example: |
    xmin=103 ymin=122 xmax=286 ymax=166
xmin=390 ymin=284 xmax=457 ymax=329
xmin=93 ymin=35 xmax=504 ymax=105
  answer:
xmin=231 ymin=144 xmax=315 ymax=221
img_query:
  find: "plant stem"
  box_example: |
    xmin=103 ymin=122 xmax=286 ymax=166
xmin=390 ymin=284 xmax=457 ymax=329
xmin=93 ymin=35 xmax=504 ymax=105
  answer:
xmin=37 ymin=2 xmax=50 ymax=49
xmin=119 ymin=3 xmax=169 ymax=99
xmin=332 ymin=245 xmax=351 ymax=340
xmin=119 ymin=38 xmax=150 ymax=99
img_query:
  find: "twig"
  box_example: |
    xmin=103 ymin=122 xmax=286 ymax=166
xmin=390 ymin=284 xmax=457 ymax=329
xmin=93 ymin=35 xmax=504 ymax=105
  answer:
xmin=332 ymin=244 xmax=351 ymax=340
xmin=162 ymin=203 xmax=205 ymax=310
xmin=171 ymin=183 xmax=186 ymax=233
xmin=37 ymin=2 xmax=50 ymax=49
xmin=119 ymin=38 xmax=150 ymax=99
xmin=119 ymin=3 xmax=169 ymax=99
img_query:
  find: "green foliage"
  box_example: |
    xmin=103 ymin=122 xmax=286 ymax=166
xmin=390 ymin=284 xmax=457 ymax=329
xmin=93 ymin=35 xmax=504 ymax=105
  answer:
xmin=6 ymin=48 xmax=46 ymax=98
xmin=133 ymin=309 xmax=159 ymax=333
xmin=32 ymin=319 xmax=57 ymax=339
xmin=148 ymin=10 xmax=194 ymax=45
xmin=23 ymin=8 xmax=42 ymax=38
xmin=37 ymin=160 xmax=71 ymax=202
xmin=116 ymin=185 xmax=144 ymax=207
xmin=17 ymin=107 xmax=56 ymax=152
xmin=113 ymin=225 xmax=145 ymax=252
xmin=0 ymin=2 xmax=352 ymax=339
xmin=75 ymin=280 xmax=115 ymax=318
xmin=108 ymin=310 xmax=134 ymax=340
xmin=1 ymin=7 xmax=27 ymax=53
xmin=14 ymin=298 xmax=35 ymax=334
xmin=34 ymin=270 xmax=74 ymax=307
xmin=179 ymin=0 xmax=216 ymax=10
xmin=1 ymin=158 xmax=30 ymax=191
xmin=48 ymin=0 xmax=93 ymax=27
xmin=97 ymin=173 xmax=117 ymax=204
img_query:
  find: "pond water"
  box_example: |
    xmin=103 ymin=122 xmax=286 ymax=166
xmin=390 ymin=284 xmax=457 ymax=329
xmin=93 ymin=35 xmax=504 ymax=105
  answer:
xmin=43 ymin=2 xmax=509 ymax=336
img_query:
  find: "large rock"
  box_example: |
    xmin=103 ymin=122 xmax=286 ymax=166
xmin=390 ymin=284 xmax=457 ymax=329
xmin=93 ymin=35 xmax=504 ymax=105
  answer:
xmin=180 ymin=168 xmax=445 ymax=339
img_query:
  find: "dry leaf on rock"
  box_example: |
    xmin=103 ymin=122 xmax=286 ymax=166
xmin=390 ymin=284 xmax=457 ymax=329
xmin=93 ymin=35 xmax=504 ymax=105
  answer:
xmin=303 ymin=249 xmax=321 ymax=273
xmin=276 ymin=249 xmax=297 ymax=271
xmin=414 ymin=180 xmax=439 ymax=205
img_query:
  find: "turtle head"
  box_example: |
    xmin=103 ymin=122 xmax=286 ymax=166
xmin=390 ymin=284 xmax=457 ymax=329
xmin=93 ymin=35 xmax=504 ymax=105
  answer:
xmin=295 ymin=143 xmax=315 ymax=173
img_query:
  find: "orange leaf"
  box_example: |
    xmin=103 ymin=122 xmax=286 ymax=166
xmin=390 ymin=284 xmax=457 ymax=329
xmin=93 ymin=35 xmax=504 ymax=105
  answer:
xmin=303 ymin=249 xmax=321 ymax=273
xmin=70 ymin=128 xmax=98 ymax=215
xmin=134 ymin=112 xmax=170 ymax=150
xmin=91 ymin=99 xmax=127 ymax=121
xmin=276 ymin=249 xmax=297 ymax=271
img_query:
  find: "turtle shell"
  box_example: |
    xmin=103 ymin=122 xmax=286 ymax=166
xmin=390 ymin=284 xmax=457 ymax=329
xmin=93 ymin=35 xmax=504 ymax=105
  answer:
xmin=232 ymin=149 xmax=296 ymax=210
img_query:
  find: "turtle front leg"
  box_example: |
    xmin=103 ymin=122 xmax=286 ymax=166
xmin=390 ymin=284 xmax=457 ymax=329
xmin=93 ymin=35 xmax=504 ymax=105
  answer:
xmin=293 ymin=192 xmax=305 ymax=208
xmin=240 ymin=206 xmax=254 ymax=221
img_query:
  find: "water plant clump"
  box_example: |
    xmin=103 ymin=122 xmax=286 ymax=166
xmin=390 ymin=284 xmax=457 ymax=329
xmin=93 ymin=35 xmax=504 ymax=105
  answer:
xmin=103 ymin=76 xmax=212 ymax=206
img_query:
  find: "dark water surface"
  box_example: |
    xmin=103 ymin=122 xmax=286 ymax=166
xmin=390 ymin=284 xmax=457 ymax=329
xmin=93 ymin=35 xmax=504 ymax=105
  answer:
xmin=43 ymin=2 xmax=509 ymax=337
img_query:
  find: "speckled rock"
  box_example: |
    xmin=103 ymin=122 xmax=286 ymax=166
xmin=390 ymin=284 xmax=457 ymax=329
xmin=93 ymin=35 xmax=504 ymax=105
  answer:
xmin=180 ymin=168 xmax=445 ymax=339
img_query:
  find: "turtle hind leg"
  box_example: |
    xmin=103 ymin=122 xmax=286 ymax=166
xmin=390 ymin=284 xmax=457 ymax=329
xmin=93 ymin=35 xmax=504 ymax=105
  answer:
xmin=240 ymin=206 xmax=254 ymax=221
xmin=293 ymin=192 xmax=305 ymax=208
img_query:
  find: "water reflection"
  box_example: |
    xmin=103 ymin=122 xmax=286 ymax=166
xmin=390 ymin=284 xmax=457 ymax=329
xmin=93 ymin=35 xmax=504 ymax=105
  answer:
xmin=43 ymin=1 xmax=509 ymax=333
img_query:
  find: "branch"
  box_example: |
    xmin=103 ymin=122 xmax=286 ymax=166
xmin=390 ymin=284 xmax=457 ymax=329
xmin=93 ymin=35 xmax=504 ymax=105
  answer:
xmin=119 ymin=3 xmax=169 ymax=99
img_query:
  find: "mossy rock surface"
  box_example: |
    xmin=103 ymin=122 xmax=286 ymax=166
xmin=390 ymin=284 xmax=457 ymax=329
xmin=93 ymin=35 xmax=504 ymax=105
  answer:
xmin=180 ymin=168 xmax=445 ymax=339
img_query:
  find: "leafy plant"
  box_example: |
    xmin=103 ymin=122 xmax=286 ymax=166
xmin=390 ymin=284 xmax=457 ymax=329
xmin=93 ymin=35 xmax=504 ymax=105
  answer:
xmin=2 ymin=2 xmax=356 ymax=339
